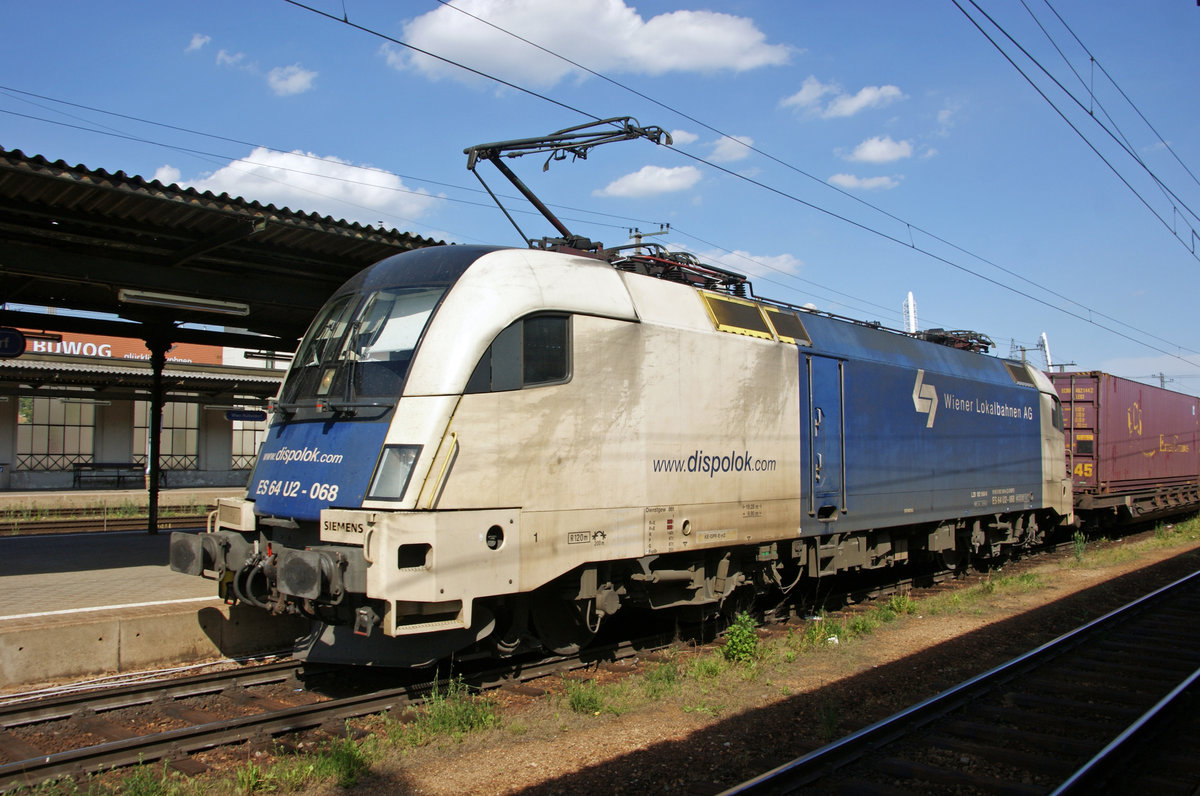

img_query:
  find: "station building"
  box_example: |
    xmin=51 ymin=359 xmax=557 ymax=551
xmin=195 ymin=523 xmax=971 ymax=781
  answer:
xmin=0 ymin=331 xmax=285 ymax=490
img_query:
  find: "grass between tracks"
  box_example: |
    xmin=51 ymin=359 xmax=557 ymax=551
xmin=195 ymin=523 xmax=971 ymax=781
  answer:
xmin=17 ymin=517 xmax=1200 ymax=795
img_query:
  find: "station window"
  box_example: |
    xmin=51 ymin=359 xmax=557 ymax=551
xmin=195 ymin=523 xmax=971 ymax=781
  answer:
xmin=15 ymin=394 xmax=96 ymax=471
xmin=232 ymin=415 xmax=269 ymax=470
xmin=466 ymin=314 xmax=571 ymax=393
xmin=699 ymin=293 xmax=774 ymax=340
xmin=134 ymin=400 xmax=198 ymax=470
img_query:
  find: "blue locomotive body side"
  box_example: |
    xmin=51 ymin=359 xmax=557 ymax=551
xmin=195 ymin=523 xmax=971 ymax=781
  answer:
xmin=799 ymin=313 xmax=1043 ymax=536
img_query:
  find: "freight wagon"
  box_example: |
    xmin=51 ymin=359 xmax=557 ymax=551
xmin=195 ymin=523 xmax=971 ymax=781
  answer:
xmin=1051 ymin=371 xmax=1200 ymax=525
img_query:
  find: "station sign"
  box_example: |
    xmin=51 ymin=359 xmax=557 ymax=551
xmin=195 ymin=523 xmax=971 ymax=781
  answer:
xmin=0 ymin=327 xmax=26 ymax=359
xmin=17 ymin=329 xmax=224 ymax=365
xmin=226 ymin=409 xmax=269 ymax=423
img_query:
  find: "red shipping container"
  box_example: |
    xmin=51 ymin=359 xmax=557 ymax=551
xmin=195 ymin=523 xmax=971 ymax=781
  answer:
xmin=1050 ymin=372 xmax=1200 ymax=514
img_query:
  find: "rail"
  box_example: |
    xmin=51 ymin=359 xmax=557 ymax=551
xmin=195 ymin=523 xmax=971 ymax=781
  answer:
xmin=0 ymin=633 xmax=676 ymax=791
xmin=723 ymin=568 xmax=1200 ymax=795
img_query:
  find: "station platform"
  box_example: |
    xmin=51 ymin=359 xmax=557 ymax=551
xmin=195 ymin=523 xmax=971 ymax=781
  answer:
xmin=0 ymin=488 xmax=309 ymax=692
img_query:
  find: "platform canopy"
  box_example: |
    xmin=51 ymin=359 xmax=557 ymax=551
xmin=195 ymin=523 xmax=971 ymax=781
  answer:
xmin=0 ymin=147 xmax=443 ymax=351
xmin=0 ymin=148 xmax=446 ymax=529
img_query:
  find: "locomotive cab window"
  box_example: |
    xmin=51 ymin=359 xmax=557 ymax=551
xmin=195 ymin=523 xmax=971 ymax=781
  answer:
xmin=467 ymin=314 xmax=571 ymax=393
xmin=1049 ymin=395 xmax=1064 ymax=432
xmin=283 ymin=286 xmax=445 ymax=402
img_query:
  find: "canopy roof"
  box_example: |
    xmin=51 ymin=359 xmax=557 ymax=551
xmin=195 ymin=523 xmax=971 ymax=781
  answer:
xmin=0 ymin=147 xmax=443 ymax=351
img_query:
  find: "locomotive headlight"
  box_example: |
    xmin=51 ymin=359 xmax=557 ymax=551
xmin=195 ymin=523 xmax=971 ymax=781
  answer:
xmin=367 ymin=444 xmax=422 ymax=500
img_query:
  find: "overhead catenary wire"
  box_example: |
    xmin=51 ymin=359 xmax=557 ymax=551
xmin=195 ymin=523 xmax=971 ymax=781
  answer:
xmin=1036 ymin=0 xmax=1200 ymax=196
xmin=953 ymin=0 xmax=1200 ymax=256
xmin=665 ymin=144 xmax=1197 ymax=365
xmin=6 ymin=4 xmax=1195 ymax=369
xmin=0 ymin=82 xmax=644 ymax=229
xmin=0 ymin=88 xmax=916 ymax=327
xmin=414 ymin=0 xmax=1200 ymax=364
xmin=1014 ymin=0 xmax=1200 ymax=230
xmin=0 ymin=103 xmax=652 ymax=244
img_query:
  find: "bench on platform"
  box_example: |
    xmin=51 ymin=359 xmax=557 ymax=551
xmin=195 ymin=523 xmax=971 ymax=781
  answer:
xmin=72 ymin=462 xmax=145 ymax=488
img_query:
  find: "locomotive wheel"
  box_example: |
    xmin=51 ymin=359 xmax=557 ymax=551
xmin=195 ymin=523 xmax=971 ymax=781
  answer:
xmin=530 ymin=596 xmax=596 ymax=655
xmin=491 ymin=596 xmax=531 ymax=657
xmin=677 ymin=604 xmax=719 ymax=625
xmin=940 ymin=547 xmax=966 ymax=571
xmin=720 ymin=584 xmax=756 ymax=621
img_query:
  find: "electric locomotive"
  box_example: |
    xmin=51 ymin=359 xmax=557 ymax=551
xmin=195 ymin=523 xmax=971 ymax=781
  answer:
xmin=169 ymin=119 xmax=1074 ymax=666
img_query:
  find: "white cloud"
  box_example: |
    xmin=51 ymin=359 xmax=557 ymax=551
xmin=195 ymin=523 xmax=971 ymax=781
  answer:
xmin=389 ymin=0 xmax=791 ymax=88
xmin=824 ymin=85 xmax=904 ymax=118
xmin=694 ymin=247 xmax=803 ymax=279
xmin=782 ymin=75 xmax=905 ymax=119
xmin=710 ymin=135 xmax=753 ymax=163
xmin=594 ymin=165 xmax=702 ymax=198
xmin=268 ymin=64 xmax=317 ymax=96
xmin=153 ymin=165 xmax=182 ymax=185
xmin=934 ymin=100 xmax=962 ymax=137
xmin=828 ymin=173 xmax=900 ymax=191
xmin=780 ymin=75 xmax=836 ymax=110
xmin=670 ymin=129 xmax=699 ymax=146
xmin=186 ymin=34 xmax=211 ymax=53
xmin=213 ymin=47 xmax=317 ymax=97
xmin=166 ymin=148 xmax=440 ymax=226
xmin=216 ymin=49 xmax=246 ymax=68
xmin=846 ymin=136 xmax=912 ymax=164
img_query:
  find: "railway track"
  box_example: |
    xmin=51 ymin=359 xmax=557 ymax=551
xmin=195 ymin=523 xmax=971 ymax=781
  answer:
xmin=0 ymin=513 xmax=208 ymax=535
xmin=724 ymin=567 xmax=1200 ymax=795
xmin=0 ymin=635 xmax=672 ymax=792
xmin=0 ymin=527 xmax=1180 ymax=792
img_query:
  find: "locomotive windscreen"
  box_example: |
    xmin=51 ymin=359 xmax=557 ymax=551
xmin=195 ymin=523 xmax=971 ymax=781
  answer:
xmin=281 ymin=286 xmax=446 ymax=402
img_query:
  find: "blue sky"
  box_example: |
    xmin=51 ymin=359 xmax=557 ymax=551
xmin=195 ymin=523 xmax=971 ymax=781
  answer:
xmin=3 ymin=1 xmax=1199 ymax=393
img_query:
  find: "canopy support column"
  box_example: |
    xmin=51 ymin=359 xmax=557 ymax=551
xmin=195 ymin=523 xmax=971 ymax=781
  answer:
xmin=145 ymin=328 xmax=170 ymax=535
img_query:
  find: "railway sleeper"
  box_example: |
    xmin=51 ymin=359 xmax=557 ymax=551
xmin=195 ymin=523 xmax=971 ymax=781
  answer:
xmin=939 ymin=719 xmax=1097 ymax=757
xmin=922 ymin=733 xmax=1073 ymax=777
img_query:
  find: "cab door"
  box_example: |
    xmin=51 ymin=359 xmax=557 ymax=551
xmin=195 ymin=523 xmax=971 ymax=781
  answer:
xmin=807 ymin=354 xmax=846 ymax=522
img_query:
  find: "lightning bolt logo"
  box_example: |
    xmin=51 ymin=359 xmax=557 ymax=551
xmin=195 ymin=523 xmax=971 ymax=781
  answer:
xmin=913 ymin=369 xmax=937 ymax=428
